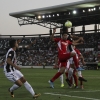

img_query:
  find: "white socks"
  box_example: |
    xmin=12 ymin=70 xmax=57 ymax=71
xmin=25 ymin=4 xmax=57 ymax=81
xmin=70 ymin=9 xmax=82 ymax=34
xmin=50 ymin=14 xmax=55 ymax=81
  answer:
xmin=68 ymin=68 xmax=74 ymax=80
xmin=10 ymin=84 xmax=19 ymax=92
xmin=10 ymin=81 xmax=35 ymax=97
xmin=60 ymin=74 xmax=64 ymax=84
xmin=77 ymin=71 xmax=82 ymax=77
xmin=24 ymin=81 xmax=35 ymax=96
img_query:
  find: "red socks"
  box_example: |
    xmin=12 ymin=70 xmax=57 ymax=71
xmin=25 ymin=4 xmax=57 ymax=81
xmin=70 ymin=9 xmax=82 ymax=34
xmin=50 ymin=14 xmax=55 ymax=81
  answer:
xmin=51 ymin=72 xmax=62 ymax=82
xmin=73 ymin=74 xmax=78 ymax=86
xmin=73 ymin=71 xmax=78 ymax=86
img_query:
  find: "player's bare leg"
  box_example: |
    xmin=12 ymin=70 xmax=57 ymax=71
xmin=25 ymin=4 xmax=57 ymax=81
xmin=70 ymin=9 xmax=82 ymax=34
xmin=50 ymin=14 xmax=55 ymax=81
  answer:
xmin=77 ymin=70 xmax=87 ymax=89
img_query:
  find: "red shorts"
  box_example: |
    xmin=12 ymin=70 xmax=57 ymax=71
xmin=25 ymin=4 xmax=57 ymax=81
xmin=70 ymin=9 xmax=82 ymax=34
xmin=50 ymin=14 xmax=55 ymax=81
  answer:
xmin=58 ymin=52 xmax=71 ymax=67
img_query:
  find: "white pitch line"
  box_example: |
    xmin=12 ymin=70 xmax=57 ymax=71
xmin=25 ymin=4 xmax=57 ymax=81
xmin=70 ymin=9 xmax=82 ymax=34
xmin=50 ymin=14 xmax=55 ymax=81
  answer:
xmin=44 ymin=93 xmax=100 ymax=100
xmin=69 ymin=90 xmax=100 ymax=93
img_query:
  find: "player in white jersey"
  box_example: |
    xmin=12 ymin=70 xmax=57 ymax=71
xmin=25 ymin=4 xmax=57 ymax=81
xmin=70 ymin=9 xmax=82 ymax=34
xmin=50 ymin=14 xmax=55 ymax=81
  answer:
xmin=4 ymin=39 xmax=41 ymax=99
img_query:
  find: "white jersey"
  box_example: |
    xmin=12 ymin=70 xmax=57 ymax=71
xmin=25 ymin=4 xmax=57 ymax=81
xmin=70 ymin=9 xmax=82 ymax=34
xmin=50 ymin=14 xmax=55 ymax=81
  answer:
xmin=4 ymin=48 xmax=16 ymax=73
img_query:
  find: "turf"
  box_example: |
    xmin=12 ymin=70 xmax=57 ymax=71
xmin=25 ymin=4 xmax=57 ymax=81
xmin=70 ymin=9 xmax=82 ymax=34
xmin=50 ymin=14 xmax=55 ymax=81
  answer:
xmin=0 ymin=68 xmax=100 ymax=100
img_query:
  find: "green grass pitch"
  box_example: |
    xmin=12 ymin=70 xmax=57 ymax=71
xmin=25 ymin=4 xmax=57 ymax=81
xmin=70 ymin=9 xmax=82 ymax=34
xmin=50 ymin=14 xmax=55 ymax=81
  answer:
xmin=0 ymin=68 xmax=100 ymax=100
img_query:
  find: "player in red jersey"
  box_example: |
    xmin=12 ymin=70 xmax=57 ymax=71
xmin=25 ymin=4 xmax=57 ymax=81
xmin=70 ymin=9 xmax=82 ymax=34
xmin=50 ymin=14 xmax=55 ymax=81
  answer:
xmin=75 ymin=47 xmax=87 ymax=89
xmin=48 ymin=28 xmax=84 ymax=88
xmin=66 ymin=46 xmax=87 ymax=89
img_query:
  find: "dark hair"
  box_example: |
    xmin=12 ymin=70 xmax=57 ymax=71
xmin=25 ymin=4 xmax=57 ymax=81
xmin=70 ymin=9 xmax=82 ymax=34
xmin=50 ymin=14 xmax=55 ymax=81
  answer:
xmin=61 ymin=26 xmax=69 ymax=35
xmin=9 ymin=39 xmax=16 ymax=48
xmin=62 ymin=32 xmax=68 ymax=36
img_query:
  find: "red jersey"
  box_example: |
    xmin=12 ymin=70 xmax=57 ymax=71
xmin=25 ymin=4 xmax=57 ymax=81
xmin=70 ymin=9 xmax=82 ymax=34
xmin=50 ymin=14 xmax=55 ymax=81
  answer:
xmin=54 ymin=38 xmax=72 ymax=55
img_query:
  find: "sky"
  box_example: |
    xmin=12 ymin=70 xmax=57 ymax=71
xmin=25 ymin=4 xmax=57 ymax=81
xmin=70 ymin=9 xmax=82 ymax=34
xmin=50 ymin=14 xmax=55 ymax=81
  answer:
xmin=0 ymin=0 xmax=94 ymax=35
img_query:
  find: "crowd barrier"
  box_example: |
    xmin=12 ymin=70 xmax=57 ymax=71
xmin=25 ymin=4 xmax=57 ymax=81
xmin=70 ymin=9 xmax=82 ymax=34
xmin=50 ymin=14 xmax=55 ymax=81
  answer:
xmin=0 ymin=62 xmax=99 ymax=70
xmin=20 ymin=66 xmax=53 ymax=69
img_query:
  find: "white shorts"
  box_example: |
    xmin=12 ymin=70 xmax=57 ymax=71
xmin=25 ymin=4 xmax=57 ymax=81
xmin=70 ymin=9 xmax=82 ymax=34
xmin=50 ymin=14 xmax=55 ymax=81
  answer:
xmin=69 ymin=50 xmax=78 ymax=64
xmin=5 ymin=70 xmax=24 ymax=83
xmin=69 ymin=57 xmax=74 ymax=64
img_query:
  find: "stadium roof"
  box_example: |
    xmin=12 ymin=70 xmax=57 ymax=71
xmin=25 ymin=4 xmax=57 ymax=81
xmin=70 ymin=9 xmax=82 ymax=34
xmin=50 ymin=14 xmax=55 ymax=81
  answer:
xmin=9 ymin=0 xmax=100 ymax=28
xmin=10 ymin=0 xmax=100 ymax=17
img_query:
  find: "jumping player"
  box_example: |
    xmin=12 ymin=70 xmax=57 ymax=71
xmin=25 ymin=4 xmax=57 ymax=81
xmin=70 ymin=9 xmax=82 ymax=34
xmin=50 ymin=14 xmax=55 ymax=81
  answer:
xmin=48 ymin=28 xmax=84 ymax=88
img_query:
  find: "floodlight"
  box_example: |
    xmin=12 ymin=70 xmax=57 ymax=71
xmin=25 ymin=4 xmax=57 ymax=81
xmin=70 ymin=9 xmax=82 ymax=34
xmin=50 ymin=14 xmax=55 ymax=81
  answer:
xmin=73 ymin=10 xmax=77 ymax=14
xmin=42 ymin=15 xmax=45 ymax=18
xmin=57 ymin=14 xmax=59 ymax=16
xmin=38 ymin=16 xmax=41 ymax=19
xmin=83 ymin=10 xmax=85 ymax=12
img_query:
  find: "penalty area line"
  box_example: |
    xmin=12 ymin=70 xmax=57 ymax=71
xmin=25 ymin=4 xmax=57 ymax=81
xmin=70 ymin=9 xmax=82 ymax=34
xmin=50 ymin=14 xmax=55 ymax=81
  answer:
xmin=44 ymin=92 xmax=100 ymax=100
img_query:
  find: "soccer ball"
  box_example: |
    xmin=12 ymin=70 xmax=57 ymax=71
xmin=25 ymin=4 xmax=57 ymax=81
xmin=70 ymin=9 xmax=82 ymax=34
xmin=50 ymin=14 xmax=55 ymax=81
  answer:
xmin=65 ymin=20 xmax=72 ymax=28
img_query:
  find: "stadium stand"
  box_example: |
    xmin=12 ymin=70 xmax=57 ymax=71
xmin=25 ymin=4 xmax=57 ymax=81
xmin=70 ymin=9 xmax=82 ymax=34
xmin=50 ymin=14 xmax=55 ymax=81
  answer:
xmin=0 ymin=32 xmax=100 ymax=66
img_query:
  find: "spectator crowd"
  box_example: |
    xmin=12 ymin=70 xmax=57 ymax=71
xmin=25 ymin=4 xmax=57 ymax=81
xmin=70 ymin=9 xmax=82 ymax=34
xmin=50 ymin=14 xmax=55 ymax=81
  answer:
xmin=0 ymin=33 xmax=100 ymax=66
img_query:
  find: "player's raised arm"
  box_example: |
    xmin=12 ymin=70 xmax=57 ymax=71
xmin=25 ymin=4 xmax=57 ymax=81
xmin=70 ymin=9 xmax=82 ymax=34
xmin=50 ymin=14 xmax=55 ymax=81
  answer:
xmin=67 ymin=39 xmax=83 ymax=46
xmin=74 ymin=37 xmax=84 ymax=43
xmin=50 ymin=28 xmax=56 ymax=41
xmin=72 ymin=41 xmax=83 ymax=46
xmin=70 ymin=34 xmax=81 ymax=39
xmin=26 ymin=39 xmax=36 ymax=49
xmin=17 ymin=39 xmax=22 ymax=44
xmin=70 ymin=34 xmax=84 ymax=42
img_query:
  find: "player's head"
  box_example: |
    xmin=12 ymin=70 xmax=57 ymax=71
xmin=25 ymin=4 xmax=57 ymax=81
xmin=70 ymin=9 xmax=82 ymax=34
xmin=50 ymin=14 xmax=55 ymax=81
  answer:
xmin=9 ymin=39 xmax=18 ymax=49
xmin=61 ymin=27 xmax=68 ymax=40
xmin=62 ymin=32 xmax=68 ymax=40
